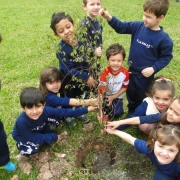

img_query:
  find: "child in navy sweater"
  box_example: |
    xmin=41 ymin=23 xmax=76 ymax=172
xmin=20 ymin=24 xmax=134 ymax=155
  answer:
xmin=12 ymin=87 xmax=96 ymax=155
xmin=50 ymin=12 xmax=97 ymax=98
xmin=39 ymin=66 xmax=97 ymax=126
xmin=81 ymin=0 xmax=103 ymax=81
xmin=105 ymin=124 xmax=180 ymax=180
xmin=99 ymin=0 xmax=173 ymax=116
xmin=50 ymin=12 xmax=97 ymax=124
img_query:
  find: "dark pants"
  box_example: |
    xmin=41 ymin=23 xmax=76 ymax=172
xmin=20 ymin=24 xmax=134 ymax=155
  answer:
xmin=103 ymin=98 xmax=124 ymax=118
xmin=0 ymin=120 xmax=10 ymax=166
xmin=126 ymin=71 xmax=154 ymax=113
xmin=154 ymin=168 xmax=180 ymax=180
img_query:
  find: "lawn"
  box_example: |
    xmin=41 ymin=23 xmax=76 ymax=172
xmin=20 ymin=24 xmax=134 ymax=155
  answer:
xmin=0 ymin=0 xmax=180 ymax=179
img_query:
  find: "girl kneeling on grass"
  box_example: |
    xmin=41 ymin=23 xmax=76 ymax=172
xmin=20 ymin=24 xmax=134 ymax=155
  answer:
xmin=105 ymin=124 xmax=180 ymax=180
xmin=39 ymin=66 xmax=97 ymax=126
xmin=118 ymin=77 xmax=175 ymax=134
xmin=106 ymin=96 xmax=180 ymax=132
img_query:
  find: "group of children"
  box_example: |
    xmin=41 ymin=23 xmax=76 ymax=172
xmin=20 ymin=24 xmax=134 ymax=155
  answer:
xmin=1 ymin=0 xmax=180 ymax=179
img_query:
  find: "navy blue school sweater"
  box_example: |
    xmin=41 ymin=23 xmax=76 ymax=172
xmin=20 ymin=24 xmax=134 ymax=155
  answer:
xmin=45 ymin=92 xmax=70 ymax=107
xmin=108 ymin=16 xmax=173 ymax=73
xmin=12 ymin=106 xmax=88 ymax=144
xmin=81 ymin=16 xmax=102 ymax=48
xmin=56 ymin=40 xmax=89 ymax=81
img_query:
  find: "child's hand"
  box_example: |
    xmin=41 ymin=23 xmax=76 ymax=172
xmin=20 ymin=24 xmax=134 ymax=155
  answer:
xmin=104 ymin=126 xmax=116 ymax=134
xmin=88 ymin=105 xmax=98 ymax=112
xmin=56 ymin=135 xmax=61 ymax=143
xmin=106 ymin=96 xmax=114 ymax=106
xmin=105 ymin=121 xmax=122 ymax=130
xmin=89 ymin=98 xmax=98 ymax=106
xmin=141 ymin=67 xmax=154 ymax=77
xmin=95 ymin=46 xmax=102 ymax=57
xmin=99 ymin=8 xmax=112 ymax=21
xmin=86 ymin=76 xmax=98 ymax=88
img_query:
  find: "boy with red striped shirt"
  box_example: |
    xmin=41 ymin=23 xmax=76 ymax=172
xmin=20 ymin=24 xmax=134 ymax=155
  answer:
xmin=98 ymin=43 xmax=129 ymax=121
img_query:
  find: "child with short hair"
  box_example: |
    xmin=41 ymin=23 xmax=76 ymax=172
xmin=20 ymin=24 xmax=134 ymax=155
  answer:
xmin=39 ymin=66 xmax=97 ymax=126
xmin=81 ymin=0 xmax=103 ymax=81
xmin=98 ymin=43 xmax=129 ymax=121
xmin=105 ymin=124 xmax=180 ymax=180
xmin=12 ymin=87 xmax=96 ymax=155
xmin=50 ymin=12 xmax=97 ymax=123
xmin=99 ymin=0 xmax=173 ymax=116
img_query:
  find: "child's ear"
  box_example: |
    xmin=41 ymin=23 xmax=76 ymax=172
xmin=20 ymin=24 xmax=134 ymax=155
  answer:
xmin=54 ymin=33 xmax=59 ymax=38
xmin=158 ymin=15 xmax=164 ymax=22
xmin=21 ymin=106 xmax=25 ymax=111
xmin=82 ymin=4 xmax=87 ymax=11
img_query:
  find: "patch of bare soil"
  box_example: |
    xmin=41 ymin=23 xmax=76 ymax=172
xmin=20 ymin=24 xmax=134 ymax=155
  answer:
xmin=75 ymin=136 xmax=155 ymax=180
xmin=13 ymin=124 xmax=155 ymax=180
xmin=15 ymin=131 xmax=73 ymax=180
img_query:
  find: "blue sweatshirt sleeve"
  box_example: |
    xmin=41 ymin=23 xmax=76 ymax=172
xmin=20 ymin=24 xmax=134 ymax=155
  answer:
xmin=139 ymin=113 xmax=162 ymax=124
xmin=108 ymin=16 xmax=139 ymax=34
xmin=46 ymin=93 xmax=70 ymax=107
xmin=12 ymin=114 xmax=58 ymax=144
xmin=44 ymin=106 xmax=88 ymax=117
xmin=56 ymin=41 xmax=89 ymax=81
xmin=129 ymin=101 xmax=148 ymax=118
xmin=151 ymin=35 xmax=173 ymax=72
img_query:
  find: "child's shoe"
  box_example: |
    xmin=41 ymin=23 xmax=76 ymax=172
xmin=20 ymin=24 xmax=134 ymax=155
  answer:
xmin=4 ymin=162 xmax=16 ymax=171
xmin=65 ymin=117 xmax=76 ymax=126
xmin=76 ymin=115 xmax=89 ymax=123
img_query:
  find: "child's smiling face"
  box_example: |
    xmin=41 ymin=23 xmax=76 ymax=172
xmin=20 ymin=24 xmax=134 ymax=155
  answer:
xmin=108 ymin=53 xmax=123 ymax=74
xmin=23 ymin=103 xmax=45 ymax=120
xmin=83 ymin=0 xmax=101 ymax=19
xmin=54 ymin=18 xmax=75 ymax=44
xmin=152 ymin=89 xmax=173 ymax=113
xmin=167 ymin=99 xmax=180 ymax=124
xmin=154 ymin=140 xmax=179 ymax=165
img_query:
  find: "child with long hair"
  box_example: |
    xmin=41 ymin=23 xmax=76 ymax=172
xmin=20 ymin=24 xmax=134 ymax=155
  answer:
xmin=105 ymin=124 xmax=180 ymax=180
xmin=106 ymin=96 xmax=180 ymax=134
xmin=118 ymin=77 xmax=175 ymax=134
xmin=39 ymin=66 xmax=97 ymax=126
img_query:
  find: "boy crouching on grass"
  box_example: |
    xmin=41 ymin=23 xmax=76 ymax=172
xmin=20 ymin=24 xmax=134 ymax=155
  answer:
xmin=12 ymin=87 xmax=96 ymax=156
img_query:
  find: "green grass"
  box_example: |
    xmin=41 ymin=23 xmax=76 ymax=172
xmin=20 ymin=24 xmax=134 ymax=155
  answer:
xmin=0 ymin=0 xmax=180 ymax=179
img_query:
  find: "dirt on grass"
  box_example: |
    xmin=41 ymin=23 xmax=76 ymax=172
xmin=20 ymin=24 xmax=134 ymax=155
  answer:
xmin=11 ymin=123 xmax=155 ymax=180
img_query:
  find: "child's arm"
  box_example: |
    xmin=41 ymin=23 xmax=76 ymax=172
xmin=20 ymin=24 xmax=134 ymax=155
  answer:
xmin=105 ymin=126 xmax=136 ymax=145
xmin=57 ymin=44 xmax=90 ymax=82
xmin=47 ymin=105 xmax=97 ymax=118
xmin=105 ymin=117 xmax=141 ymax=129
xmin=99 ymin=9 xmax=112 ymax=21
xmin=69 ymin=98 xmax=98 ymax=106
xmin=105 ymin=113 xmax=162 ymax=130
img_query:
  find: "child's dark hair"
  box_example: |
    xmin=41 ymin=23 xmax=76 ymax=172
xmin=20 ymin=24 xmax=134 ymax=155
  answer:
xmin=146 ymin=76 xmax=175 ymax=98
xmin=20 ymin=87 xmax=45 ymax=108
xmin=106 ymin=43 xmax=126 ymax=60
xmin=147 ymin=124 xmax=180 ymax=162
xmin=143 ymin=0 xmax=169 ymax=17
xmin=50 ymin=12 xmax=74 ymax=34
xmin=39 ymin=66 xmax=64 ymax=96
